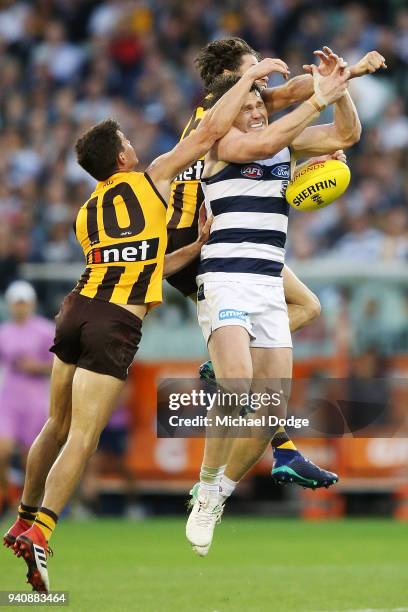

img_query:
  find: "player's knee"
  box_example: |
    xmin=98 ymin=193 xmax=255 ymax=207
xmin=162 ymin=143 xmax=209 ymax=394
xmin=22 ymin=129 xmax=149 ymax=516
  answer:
xmin=55 ymin=426 xmax=69 ymax=448
xmin=217 ymin=366 xmax=252 ymax=386
xmin=212 ymin=358 xmax=252 ymax=381
xmin=219 ymin=375 xmax=251 ymax=397
xmin=68 ymin=429 xmax=100 ymax=458
xmin=46 ymin=415 xmax=70 ymax=448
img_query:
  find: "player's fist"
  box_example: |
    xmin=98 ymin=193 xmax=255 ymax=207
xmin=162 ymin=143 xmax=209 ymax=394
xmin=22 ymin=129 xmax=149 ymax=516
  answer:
xmin=245 ymin=57 xmax=290 ymax=87
xmin=351 ymin=51 xmax=387 ymax=77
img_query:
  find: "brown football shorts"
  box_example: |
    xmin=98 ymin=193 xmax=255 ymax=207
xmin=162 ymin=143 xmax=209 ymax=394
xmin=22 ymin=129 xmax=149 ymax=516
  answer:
xmin=50 ymin=292 xmax=142 ymax=380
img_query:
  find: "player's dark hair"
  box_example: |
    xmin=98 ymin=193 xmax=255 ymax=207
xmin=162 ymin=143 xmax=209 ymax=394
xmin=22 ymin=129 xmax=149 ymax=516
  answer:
xmin=204 ymin=74 xmax=262 ymax=109
xmin=196 ymin=37 xmax=260 ymax=92
xmin=75 ymin=119 xmax=124 ymax=181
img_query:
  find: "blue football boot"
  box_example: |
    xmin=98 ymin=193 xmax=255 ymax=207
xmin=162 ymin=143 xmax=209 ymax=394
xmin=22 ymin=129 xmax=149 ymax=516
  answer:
xmin=272 ymin=448 xmax=338 ymax=489
xmin=199 ymin=360 xmax=216 ymax=383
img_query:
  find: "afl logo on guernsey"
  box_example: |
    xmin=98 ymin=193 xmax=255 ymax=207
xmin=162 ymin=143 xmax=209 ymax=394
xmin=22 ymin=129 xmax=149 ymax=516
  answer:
xmin=241 ymin=164 xmax=264 ymax=179
xmin=271 ymin=164 xmax=290 ymax=179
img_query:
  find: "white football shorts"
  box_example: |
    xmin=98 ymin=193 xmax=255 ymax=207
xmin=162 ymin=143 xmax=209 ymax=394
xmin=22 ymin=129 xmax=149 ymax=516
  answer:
xmin=196 ymin=278 xmax=292 ymax=349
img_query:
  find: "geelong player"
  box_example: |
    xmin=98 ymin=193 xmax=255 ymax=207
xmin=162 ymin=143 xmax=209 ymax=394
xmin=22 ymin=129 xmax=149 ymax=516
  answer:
xmin=186 ymin=54 xmax=363 ymax=552
xmin=167 ymin=38 xmax=387 ymax=489
xmin=3 ymin=58 xmax=279 ymax=592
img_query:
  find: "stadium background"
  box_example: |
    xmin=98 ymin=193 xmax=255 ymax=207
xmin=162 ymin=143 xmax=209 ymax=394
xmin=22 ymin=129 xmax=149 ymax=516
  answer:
xmin=0 ymin=1 xmax=407 ymax=609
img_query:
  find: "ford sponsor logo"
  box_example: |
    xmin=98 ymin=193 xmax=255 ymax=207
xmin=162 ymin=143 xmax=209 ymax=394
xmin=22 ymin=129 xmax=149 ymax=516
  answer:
xmin=271 ymin=164 xmax=290 ymax=179
xmin=241 ymin=164 xmax=264 ymax=179
xmin=219 ymin=309 xmax=248 ymax=321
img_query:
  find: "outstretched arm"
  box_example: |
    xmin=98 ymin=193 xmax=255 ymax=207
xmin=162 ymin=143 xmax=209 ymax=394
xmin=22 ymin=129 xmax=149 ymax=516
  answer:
xmin=146 ymin=58 xmax=280 ymax=201
xmin=216 ymin=60 xmax=349 ymax=163
xmin=291 ymin=90 xmax=361 ymax=158
xmin=264 ymin=48 xmax=386 ymax=114
xmin=262 ymin=75 xmax=314 ymax=113
xmin=305 ymin=47 xmax=387 ymax=81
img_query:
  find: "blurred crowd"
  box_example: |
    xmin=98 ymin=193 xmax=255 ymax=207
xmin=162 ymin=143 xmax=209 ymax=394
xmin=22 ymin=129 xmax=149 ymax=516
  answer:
xmin=0 ymin=0 xmax=407 ymax=293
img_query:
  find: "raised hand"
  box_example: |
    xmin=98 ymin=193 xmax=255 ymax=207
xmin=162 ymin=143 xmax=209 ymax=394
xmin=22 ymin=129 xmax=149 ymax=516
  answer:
xmin=245 ymin=57 xmax=290 ymax=86
xmin=350 ymin=50 xmax=387 ymax=77
xmin=312 ymin=57 xmax=350 ymax=106
xmin=305 ymin=47 xmax=387 ymax=80
xmin=303 ymin=46 xmax=348 ymax=77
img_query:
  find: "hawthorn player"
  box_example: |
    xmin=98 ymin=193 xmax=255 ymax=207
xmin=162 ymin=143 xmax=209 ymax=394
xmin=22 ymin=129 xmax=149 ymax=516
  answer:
xmin=3 ymin=58 xmax=280 ymax=592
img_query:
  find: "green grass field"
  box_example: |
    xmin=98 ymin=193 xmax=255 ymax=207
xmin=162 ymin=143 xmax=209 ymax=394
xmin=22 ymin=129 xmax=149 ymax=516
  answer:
xmin=1 ymin=518 xmax=408 ymax=612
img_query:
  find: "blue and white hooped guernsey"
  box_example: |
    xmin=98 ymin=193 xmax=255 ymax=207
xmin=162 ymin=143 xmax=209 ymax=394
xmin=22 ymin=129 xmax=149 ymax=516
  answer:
xmin=198 ymin=147 xmax=291 ymax=284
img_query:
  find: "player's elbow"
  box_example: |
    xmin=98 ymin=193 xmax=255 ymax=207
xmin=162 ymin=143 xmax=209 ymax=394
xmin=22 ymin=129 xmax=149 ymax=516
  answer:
xmin=339 ymin=122 xmax=362 ymax=149
xmin=351 ymin=121 xmax=362 ymax=144
xmin=195 ymin=124 xmax=219 ymax=155
xmin=204 ymin=121 xmax=227 ymax=144
xmin=345 ymin=127 xmax=361 ymax=147
xmin=197 ymin=111 xmax=224 ymax=141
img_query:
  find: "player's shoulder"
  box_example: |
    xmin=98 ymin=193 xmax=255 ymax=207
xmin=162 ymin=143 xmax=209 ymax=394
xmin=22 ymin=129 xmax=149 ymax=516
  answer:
xmin=116 ymin=170 xmax=147 ymax=188
xmin=99 ymin=171 xmax=144 ymax=188
xmin=180 ymin=103 xmax=207 ymax=139
xmin=83 ymin=171 xmax=145 ymax=203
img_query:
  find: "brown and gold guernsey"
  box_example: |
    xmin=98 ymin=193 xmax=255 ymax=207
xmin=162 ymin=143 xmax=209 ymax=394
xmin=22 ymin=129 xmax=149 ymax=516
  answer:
xmin=166 ymin=105 xmax=206 ymax=230
xmin=74 ymin=171 xmax=167 ymax=308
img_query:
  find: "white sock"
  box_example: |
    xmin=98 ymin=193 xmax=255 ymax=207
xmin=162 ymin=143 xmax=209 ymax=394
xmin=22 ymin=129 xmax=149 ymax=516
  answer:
xmin=199 ymin=464 xmax=226 ymax=499
xmin=219 ymin=475 xmax=238 ymax=504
